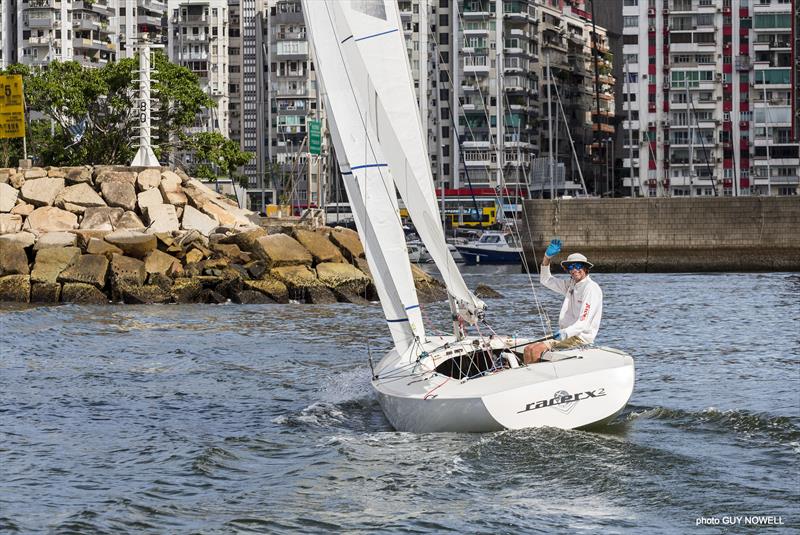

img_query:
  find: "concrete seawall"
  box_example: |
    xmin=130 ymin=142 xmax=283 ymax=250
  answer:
xmin=520 ymin=197 xmax=800 ymax=272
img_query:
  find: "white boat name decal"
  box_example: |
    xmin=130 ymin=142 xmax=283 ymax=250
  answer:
xmin=518 ymin=388 xmax=606 ymax=414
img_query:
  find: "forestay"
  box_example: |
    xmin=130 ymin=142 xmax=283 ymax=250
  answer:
xmin=303 ymin=0 xmax=425 ymax=354
xmin=331 ymin=0 xmax=485 ymax=324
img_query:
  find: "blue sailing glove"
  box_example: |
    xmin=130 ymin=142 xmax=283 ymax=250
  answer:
xmin=553 ymin=330 xmax=562 ymax=340
xmin=545 ymin=239 xmax=562 ymax=257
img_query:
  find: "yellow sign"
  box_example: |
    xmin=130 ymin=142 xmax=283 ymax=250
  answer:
xmin=0 ymin=75 xmax=26 ymax=139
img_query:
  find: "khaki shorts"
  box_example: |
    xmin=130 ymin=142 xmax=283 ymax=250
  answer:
xmin=545 ymin=335 xmax=586 ymax=351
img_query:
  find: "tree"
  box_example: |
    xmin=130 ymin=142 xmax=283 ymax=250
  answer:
xmin=184 ymin=131 xmax=252 ymax=182
xmin=0 ymin=54 xmax=213 ymax=166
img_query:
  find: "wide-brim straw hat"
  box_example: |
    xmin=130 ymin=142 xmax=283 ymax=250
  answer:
xmin=560 ymin=252 xmax=594 ymax=270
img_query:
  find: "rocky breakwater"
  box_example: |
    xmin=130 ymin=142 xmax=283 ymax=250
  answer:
xmin=0 ymin=166 xmax=446 ymax=305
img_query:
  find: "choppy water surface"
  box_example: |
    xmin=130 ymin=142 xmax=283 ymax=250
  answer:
xmin=1 ymin=271 xmax=798 ymax=534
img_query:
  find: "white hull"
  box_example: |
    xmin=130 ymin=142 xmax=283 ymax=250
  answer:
xmin=372 ymin=336 xmax=634 ymax=433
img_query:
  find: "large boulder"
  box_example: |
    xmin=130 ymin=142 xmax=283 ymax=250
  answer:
xmin=0 ymin=274 xmax=30 ymax=302
xmin=252 ymin=234 xmax=312 ymax=268
xmin=243 ymin=277 xmax=289 ymax=303
xmin=11 ymin=203 xmax=34 ymax=217
xmin=109 ymin=254 xmax=147 ymax=287
xmin=0 ymin=182 xmax=19 ymax=212
xmin=85 ymin=237 xmax=123 ymax=257
xmin=293 ymin=228 xmax=345 ymax=264
xmin=64 ymin=166 xmax=92 ymax=185
xmin=329 ymin=227 xmax=364 ymax=261
xmin=23 ymin=206 xmax=79 ymax=233
xmin=24 ymin=168 xmax=47 ymax=179
xmin=101 ymin=181 xmax=137 ymax=211
xmin=95 ymin=170 xmax=136 ymax=186
xmin=30 ymin=281 xmax=61 ymax=303
xmin=219 ymin=227 xmax=267 ymax=252
xmin=103 ymin=230 xmax=157 ymax=258
xmin=170 ymin=278 xmax=204 ymax=303
xmin=9 ymin=172 xmax=25 ymax=189
xmin=0 ymin=241 xmax=29 ymax=275
xmin=79 ymin=207 xmax=125 ymax=230
xmin=54 ymin=183 xmax=106 ymax=214
xmin=183 ymin=179 xmax=255 ymax=227
xmin=33 ymin=232 xmax=77 ymax=250
xmin=0 ymin=231 xmax=36 ymax=249
xmin=31 ymin=246 xmax=81 ymax=283
xmin=143 ymin=249 xmax=182 ymax=276
xmin=181 ymin=205 xmax=217 ymax=236
xmin=270 ymin=265 xmax=335 ymax=303
xmin=411 ymin=264 xmax=448 ymax=303
xmin=210 ymin=243 xmax=251 ymax=264
xmin=136 ymin=168 xmax=161 ymax=191
xmin=117 ymin=211 xmax=145 ymax=230
xmin=144 ymin=204 xmax=180 ymax=233
xmin=57 ymin=254 xmax=109 ymax=288
xmin=61 ymin=282 xmax=108 ymax=304
xmin=119 ymin=284 xmax=172 ymax=304
xmin=20 ymin=177 xmax=65 ymax=206
xmin=46 ymin=167 xmax=65 ymax=178
xmin=0 ymin=214 xmax=23 ymax=234
xmin=160 ymin=170 xmax=182 ymax=192
xmin=316 ymin=262 xmax=371 ymax=298
xmin=137 ymin=187 xmax=163 ymax=213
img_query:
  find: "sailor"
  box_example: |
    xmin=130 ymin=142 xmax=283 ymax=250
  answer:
xmin=523 ymin=239 xmax=603 ymax=364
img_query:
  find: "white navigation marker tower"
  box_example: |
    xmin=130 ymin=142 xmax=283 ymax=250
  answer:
xmin=131 ymin=39 xmax=160 ymax=167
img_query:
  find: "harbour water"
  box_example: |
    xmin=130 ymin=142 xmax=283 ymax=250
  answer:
xmin=1 ymin=269 xmax=798 ymax=533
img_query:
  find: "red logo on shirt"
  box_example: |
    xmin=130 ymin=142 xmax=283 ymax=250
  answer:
xmin=580 ymin=303 xmax=590 ymax=321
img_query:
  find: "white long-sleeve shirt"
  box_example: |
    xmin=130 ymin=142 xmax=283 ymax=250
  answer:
xmin=540 ymin=264 xmax=603 ymax=344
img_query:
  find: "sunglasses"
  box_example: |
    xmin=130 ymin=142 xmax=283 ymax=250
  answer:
xmin=565 ymin=263 xmax=585 ymax=271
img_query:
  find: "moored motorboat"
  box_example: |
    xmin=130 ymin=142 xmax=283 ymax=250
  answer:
xmin=455 ymin=230 xmax=523 ymax=264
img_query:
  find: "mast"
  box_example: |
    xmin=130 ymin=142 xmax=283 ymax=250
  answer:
xmin=687 ymin=80 xmax=694 ymax=197
xmin=547 ymin=52 xmax=554 ymax=199
xmin=626 ymin=59 xmax=635 ymax=197
xmin=763 ymin=70 xmax=772 ymax=196
xmin=495 ymin=0 xmax=505 ymax=213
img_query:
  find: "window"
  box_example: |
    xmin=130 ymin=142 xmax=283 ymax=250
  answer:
xmin=623 ymin=34 xmax=638 ymax=45
xmin=623 ymin=16 xmax=637 ymax=27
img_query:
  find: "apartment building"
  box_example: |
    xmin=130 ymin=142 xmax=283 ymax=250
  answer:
xmin=1 ymin=0 xmax=11 ymax=68
xmin=117 ymin=0 xmax=168 ymax=58
xmin=622 ymin=0 xmax=798 ymax=197
xmin=11 ymin=0 xmax=116 ymax=67
xmin=253 ymin=0 xmax=325 ymax=211
xmin=167 ymin=0 xmax=229 ymax=136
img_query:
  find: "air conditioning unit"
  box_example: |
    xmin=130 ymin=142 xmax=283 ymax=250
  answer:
xmin=663 ymin=8 xmax=669 ymax=15
xmin=648 ymin=8 xmax=655 ymax=16
xmin=648 ymin=25 xmax=655 ymax=32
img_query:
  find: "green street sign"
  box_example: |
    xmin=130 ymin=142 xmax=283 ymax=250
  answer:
xmin=309 ymin=120 xmax=321 ymax=155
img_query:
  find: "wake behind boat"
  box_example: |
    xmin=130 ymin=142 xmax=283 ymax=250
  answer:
xmin=303 ymin=0 xmax=634 ymax=433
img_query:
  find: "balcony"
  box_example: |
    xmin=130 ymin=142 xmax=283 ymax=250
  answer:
xmin=72 ymin=18 xmax=100 ymax=31
xmin=27 ymin=16 xmax=55 ymax=28
xmin=137 ymin=14 xmax=162 ymax=27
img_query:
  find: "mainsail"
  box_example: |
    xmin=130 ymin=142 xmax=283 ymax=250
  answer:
xmin=303 ymin=0 xmax=425 ymax=354
xmin=330 ymin=0 xmax=485 ymax=324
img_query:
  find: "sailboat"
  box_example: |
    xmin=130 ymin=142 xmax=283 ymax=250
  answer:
xmin=303 ymin=0 xmax=634 ymax=433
